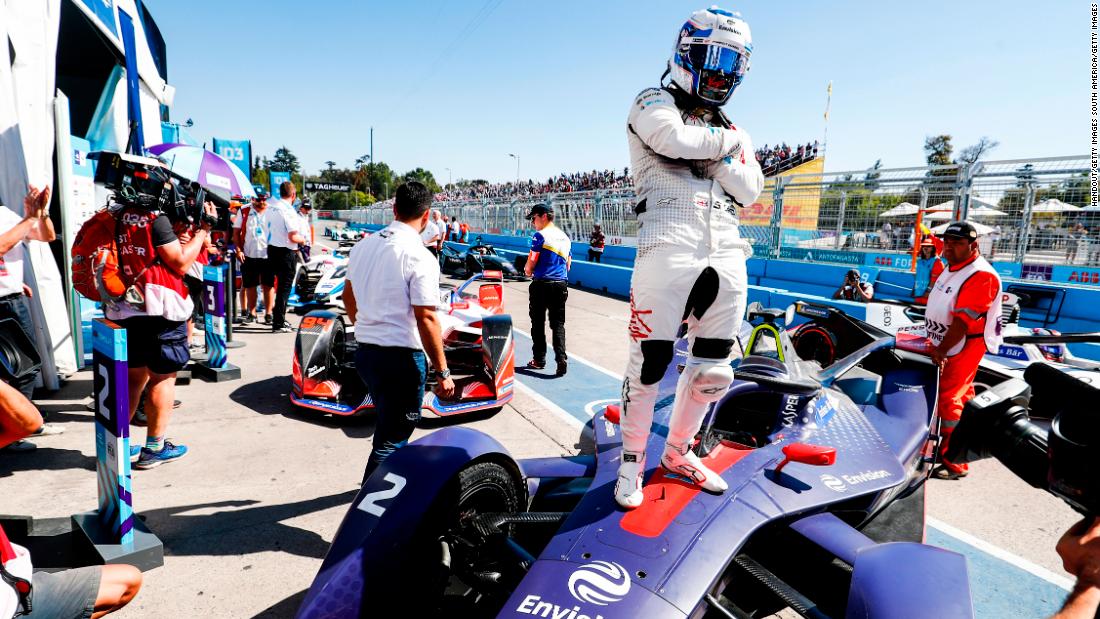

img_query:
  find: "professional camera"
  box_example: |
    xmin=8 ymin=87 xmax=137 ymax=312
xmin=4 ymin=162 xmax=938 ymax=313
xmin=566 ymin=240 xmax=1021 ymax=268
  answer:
xmin=90 ymin=151 xmax=232 ymax=231
xmin=944 ymin=363 xmax=1098 ymax=516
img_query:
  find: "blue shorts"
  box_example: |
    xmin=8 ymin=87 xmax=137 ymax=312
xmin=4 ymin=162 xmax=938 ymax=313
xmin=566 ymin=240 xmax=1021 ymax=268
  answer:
xmin=116 ymin=316 xmax=190 ymax=374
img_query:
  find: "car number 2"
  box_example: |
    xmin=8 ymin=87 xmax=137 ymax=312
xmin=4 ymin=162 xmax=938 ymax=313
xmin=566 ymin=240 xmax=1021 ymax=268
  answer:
xmin=356 ymin=473 xmax=407 ymax=517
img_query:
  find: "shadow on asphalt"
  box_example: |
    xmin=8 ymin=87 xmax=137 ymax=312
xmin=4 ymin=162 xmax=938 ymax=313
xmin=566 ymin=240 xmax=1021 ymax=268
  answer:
xmin=514 ymin=367 xmax=562 ymax=380
xmin=230 ymin=376 xmax=377 ymax=439
xmin=251 ymin=589 xmax=308 ymax=618
xmin=144 ymin=490 xmax=359 ymax=560
xmin=418 ymin=406 xmax=501 ymax=429
xmin=0 ymin=447 xmax=96 ymax=477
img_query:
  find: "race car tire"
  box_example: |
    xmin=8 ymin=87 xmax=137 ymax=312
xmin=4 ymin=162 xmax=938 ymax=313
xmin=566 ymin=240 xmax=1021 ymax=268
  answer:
xmin=791 ymin=322 xmax=839 ymax=367
xmin=394 ymin=460 xmax=525 ymax=615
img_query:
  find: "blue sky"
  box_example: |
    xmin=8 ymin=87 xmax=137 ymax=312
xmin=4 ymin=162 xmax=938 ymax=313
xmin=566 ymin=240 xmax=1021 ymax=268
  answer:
xmin=146 ymin=1 xmax=1083 ymax=183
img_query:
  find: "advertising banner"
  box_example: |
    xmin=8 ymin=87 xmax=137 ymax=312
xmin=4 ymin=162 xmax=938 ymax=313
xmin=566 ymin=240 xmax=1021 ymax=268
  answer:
xmin=213 ymin=138 xmax=251 ymax=179
xmin=741 ymin=157 xmax=826 ymax=229
xmin=75 ymin=0 xmax=118 ymax=39
xmin=779 ymin=246 xmax=864 ymax=265
xmin=1052 ymin=265 xmax=1100 ymax=286
xmin=1020 ymin=263 xmax=1053 ymax=281
xmin=270 ymin=170 xmax=292 ymax=196
xmin=864 ymin=252 xmax=913 ymax=271
xmin=304 ymin=181 xmax=351 ymax=192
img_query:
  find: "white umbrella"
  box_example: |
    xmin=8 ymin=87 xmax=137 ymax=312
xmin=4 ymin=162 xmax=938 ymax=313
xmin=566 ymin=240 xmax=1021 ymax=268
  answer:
xmin=1030 ymin=198 xmax=1081 ymax=213
xmin=925 ymin=199 xmax=1006 ymax=220
xmin=930 ymin=220 xmax=995 ymax=235
xmin=878 ymin=202 xmax=920 ymax=217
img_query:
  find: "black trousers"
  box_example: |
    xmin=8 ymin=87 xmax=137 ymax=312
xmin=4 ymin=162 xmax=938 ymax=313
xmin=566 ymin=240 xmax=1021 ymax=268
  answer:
xmin=587 ymin=249 xmax=603 ymax=263
xmin=529 ymin=279 xmax=568 ymax=364
xmin=0 ymin=294 xmax=37 ymax=399
xmin=267 ymin=245 xmax=298 ymax=329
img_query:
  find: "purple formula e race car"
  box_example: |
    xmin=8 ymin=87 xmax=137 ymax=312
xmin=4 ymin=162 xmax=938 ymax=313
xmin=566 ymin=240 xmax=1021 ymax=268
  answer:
xmin=295 ymin=306 xmax=1096 ymax=618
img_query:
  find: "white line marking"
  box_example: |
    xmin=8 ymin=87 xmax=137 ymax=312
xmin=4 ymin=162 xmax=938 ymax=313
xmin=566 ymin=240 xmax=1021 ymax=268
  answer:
xmin=927 ymin=517 xmax=1073 ymax=591
xmin=513 ymin=327 xmax=625 ymax=381
xmin=514 ymin=381 xmax=585 ymax=430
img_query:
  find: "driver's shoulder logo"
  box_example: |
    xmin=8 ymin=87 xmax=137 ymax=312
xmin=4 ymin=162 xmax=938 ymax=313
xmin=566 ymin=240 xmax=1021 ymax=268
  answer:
xmin=567 ymin=560 xmax=631 ymax=605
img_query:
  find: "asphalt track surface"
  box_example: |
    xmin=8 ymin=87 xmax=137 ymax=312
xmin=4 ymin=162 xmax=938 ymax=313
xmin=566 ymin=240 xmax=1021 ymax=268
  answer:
xmin=0 ymin=227 xmax=1080 ymax=617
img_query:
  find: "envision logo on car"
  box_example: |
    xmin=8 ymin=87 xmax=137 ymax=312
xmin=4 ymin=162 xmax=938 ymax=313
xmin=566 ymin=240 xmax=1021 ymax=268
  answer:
xmin=568 ymin=561 xmax=631 ymax=605
xmin=514 ymin=561 xmax=630 ymax=619
xmin=822 ymin=469 xmax=891 ymax=492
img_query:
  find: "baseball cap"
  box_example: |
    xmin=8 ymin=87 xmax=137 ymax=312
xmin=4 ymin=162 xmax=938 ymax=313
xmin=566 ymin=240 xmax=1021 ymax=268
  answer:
xmin=300 ymin=197 xmax=313 ymax=209
xmin=919 ymin=237 xmax=936 ymax=247
xmin=939 ymin=221 xmax=979 ymax=241
xmin=846 ymin=268 xmax=861 ymax=279
xmin=525 ymin=203 xmax=553 ymax=219
xmin=253 ymin=190 xmax=268 ymax=201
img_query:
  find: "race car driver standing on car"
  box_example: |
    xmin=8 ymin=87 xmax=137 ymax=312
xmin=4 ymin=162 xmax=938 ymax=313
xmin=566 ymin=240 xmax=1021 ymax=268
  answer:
xmin=926 ymin=221 xmax=1003 ymax=480
xmin=615 ymin=7 xmax=764 ymax=509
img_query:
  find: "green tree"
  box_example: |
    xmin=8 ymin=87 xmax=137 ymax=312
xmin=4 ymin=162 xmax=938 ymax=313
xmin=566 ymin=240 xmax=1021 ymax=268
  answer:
xmin=401 ymin=167 xmax=442 ymax=193
xmin=269 ymin=146 xmax=301 ymax=174
xmin=924 ymin=135 xmax=953 ymax=166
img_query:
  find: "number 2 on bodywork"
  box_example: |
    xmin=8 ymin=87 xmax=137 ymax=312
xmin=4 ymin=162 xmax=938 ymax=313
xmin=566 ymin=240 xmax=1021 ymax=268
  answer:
xmin=356 ymin=473 xmax=407 ymax=517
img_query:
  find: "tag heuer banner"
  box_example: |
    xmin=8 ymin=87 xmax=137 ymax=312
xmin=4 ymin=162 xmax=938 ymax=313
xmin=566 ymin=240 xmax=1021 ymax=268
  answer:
xmin=304 ymin=181 xmax=352 ymax=192
xmin=212 ymin=138 xmax=252 ymax=179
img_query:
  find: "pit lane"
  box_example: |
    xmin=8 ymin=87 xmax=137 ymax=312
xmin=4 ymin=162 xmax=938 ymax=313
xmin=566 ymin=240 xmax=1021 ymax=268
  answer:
xmin=1 ymin=226 xmax=1079 ymax=617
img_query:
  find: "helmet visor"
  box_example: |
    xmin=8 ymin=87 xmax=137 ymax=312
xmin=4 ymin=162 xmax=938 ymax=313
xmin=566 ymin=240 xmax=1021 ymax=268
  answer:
xmin=687 ymin=43 xmax=747 ymax=101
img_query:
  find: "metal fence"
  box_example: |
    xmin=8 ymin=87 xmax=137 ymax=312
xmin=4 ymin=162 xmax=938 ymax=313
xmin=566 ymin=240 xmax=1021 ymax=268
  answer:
xmin=335 ymin=155 xmax=1097 ymax=268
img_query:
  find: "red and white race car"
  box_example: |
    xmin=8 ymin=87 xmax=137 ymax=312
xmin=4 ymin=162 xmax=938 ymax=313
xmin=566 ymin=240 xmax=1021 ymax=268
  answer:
xmin=290 ymin=271 xmax=515 ymax=417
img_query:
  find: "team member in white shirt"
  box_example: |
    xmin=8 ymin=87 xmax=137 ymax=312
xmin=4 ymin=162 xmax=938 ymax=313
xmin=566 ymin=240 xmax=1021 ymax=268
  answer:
xmin=342 ymin=181 xmax=455 ymax=481
xmin=265 ymin=182 xmax=307 ymax=333
xmin=420 ymin=208 xmax=442 ymax=256
xmin=296 ymin=197 xmax=314 ymax=261
xmin=232 ymin=192 xmax=274 ymax=324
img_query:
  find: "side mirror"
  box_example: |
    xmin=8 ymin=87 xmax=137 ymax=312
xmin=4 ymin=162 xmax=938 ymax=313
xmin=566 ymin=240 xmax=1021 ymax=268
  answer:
xmin=774 ymin=442 xmax=837 ymax=474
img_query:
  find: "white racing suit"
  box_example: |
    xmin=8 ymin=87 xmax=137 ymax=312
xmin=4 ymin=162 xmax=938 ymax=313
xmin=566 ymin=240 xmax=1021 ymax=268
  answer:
xmin=617 ymin=86 xmax=764 ymax=505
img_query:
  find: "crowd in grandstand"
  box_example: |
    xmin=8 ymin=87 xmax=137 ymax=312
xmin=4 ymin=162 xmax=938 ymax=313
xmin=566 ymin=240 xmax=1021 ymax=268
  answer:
xmin=431 ymin=140 xmax=820 ymax=203
xmin=757 ymin=140 xmax=820 ymax=176
xmin=435 ymin=168 xmax=632 ymax=202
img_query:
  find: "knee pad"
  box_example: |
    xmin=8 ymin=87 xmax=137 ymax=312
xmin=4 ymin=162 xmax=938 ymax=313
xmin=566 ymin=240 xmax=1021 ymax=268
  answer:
xmin=639 ymin=340 xmax=674 ymax=385
xmin=683 ymin=360 xmax=734 ymax=403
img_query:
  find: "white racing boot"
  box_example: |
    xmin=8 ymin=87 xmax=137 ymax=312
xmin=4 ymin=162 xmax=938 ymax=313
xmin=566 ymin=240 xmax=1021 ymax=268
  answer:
xmin=614 ymin=451 xmax=646 ymax=509
xmin=660 ymin=357 xmax=734 ymax=493
xmin=661 ymin=441 xmax=728 ymax=493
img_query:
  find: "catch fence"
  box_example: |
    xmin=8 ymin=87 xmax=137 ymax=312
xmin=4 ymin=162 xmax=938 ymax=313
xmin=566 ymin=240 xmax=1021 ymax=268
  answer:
xmin=335 ymin=155 xmax=1097 ymax=269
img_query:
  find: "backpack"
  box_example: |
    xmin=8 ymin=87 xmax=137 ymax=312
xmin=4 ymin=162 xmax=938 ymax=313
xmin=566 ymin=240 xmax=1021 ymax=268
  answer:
xmin=71 ymin=209 xmax=126 ymax=303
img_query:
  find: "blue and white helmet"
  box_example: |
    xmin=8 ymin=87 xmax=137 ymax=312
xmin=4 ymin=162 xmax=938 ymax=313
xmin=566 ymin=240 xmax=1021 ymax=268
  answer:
xmin=669 ymin=6 xmax=752 ymax=106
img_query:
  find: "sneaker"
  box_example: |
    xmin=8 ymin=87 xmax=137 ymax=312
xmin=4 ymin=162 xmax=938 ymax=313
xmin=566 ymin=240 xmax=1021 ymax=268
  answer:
xmin=555 ymin=361 xmax=568 ymax=376
xmin=241 ymin=314 xmax=256 ymax=324
xmin=2 ymin=440 xmax=36 ymax=453
xmin=661 ymin=442 xmax=728 ymax=493
xmin=524 ymin=360 xmax=546 ymax=370
xmin=32 ymin=423 xmax=65 ymax=437
xmin=263 ymin=314 xmax=273 ymax=325
xmin=132 ymin=409 xmax=148 ymax=427
xmin=614 ymin=451 xmax=645 ymax=509
xmin=129 ymin=445 xmax=142 ymax=463
xmin=273 ymin=325 xmax=294 ymax=334
xmin=134 ymin=441 xmax=188 ymax=469
xmin=931 ymin=464 xmax=969 ymax=480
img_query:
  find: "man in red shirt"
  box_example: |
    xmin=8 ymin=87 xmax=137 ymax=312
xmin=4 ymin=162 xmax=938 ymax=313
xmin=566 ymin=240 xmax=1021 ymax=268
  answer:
xmin=924 ymin=222 xmax=1003 ymax=480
